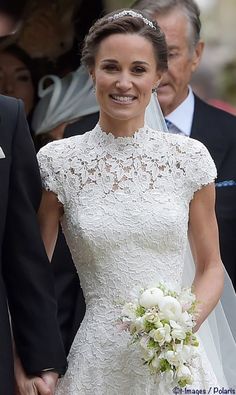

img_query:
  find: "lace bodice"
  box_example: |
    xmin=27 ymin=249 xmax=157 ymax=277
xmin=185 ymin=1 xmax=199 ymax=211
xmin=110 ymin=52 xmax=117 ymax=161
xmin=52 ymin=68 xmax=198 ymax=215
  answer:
xmin=37 ymin=124 xmax=217 ymax=394
xmin=38 ymin=124 xmax=216 ymax=293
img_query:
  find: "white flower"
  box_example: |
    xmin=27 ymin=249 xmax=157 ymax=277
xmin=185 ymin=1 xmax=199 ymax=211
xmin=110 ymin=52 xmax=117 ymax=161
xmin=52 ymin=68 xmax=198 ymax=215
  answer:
xmin=150 ymin=324 xmax=171 ymax=346
xmin=142 ymin=348 xmax=156 ymax=362
xmin=143 ymin=311 xmax=160 ymax=324
xmin=134 ymin=316 xmax=146 ymax=331
xmin=150 ymin=355 xmax=161 ymax=369
xmin=170 ymin=321 xmax=186 ymax=341
xmin=179 ymin=288 xmax=196 ymax=311
xmin=176 ymin=364 xmax=193 ymax=385
xmin=180 ymin=311 xmax=195 ymax=329
xmin=165 ymin=350 xmax=183 ymax=367
xmin=158 ymin=296 xmax=182 ymax=320
xmin=139 ymin=288 xmax=164 ymax=309
xmin=119 ymin=283 xmax=199 ymax=390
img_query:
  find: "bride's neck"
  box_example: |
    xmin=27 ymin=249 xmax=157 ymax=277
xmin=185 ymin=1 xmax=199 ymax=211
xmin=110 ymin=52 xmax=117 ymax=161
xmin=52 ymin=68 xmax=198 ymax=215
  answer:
xmin=99 ymin=117 xmax=145 ymax=138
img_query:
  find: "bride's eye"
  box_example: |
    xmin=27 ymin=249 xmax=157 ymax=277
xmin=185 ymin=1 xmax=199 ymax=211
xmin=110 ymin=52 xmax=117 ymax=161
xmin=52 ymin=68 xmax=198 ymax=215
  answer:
xmin=102 ymin=63 xmax=119 ymax=72
xmin=132 ymin=66 xmax=146 ymax=74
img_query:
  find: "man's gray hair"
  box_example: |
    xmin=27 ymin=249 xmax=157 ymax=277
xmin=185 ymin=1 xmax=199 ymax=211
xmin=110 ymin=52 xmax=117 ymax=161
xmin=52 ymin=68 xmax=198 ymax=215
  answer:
xmin=132 ymin=0 xmax=201 ymax=48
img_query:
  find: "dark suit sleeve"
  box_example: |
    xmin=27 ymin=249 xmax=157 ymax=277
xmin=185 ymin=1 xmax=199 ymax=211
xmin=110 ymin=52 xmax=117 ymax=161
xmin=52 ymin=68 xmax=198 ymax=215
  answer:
xmin=191 ymin=96 xmax=236 ymax=289
xmin=2 ymin=100 xmax=67 ymax=374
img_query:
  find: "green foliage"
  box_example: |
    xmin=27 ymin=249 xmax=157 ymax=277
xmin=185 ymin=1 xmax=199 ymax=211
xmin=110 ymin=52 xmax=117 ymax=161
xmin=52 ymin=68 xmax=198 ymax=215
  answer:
xmin=136 ymin=306 xmax=145 ymax=317
xmin=159 ymin=359 xmax=171 ymax=372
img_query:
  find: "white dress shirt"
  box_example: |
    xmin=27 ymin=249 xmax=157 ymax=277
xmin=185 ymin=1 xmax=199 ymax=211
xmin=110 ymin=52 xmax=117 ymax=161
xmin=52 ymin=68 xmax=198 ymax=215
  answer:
xmin=165 ymin=87 xmax=195 ymax=137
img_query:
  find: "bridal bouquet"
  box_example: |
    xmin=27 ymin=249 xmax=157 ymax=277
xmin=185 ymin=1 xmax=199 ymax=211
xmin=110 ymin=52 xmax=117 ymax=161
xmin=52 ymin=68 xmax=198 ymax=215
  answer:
xmin=120 ymin=284 xmax=199 ymax=388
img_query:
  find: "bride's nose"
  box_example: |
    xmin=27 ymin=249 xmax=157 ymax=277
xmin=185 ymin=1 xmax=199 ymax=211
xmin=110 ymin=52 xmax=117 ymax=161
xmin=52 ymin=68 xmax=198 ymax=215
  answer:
xmin=115 ymin=73 xmax=132 ymax=90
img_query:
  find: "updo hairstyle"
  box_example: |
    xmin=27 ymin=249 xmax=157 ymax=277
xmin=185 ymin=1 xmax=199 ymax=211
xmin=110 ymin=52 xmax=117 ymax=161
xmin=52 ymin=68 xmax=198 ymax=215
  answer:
xmin=81 ymin=9 xmax=168 ymax=73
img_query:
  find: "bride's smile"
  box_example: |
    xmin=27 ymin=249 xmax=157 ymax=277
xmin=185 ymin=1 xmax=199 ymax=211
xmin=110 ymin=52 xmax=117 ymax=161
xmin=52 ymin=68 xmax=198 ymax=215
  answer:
xmin=90 ymin=33 xmax=162 ymax=137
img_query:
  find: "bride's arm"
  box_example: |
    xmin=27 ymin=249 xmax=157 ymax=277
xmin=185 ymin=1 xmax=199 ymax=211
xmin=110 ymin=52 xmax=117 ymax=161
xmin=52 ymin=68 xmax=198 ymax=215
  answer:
xmin=14 ymin=190 xmax=63 ymax=394
xmin=37 ymin=189 xmax=64 ymax=261
xmin=188 ymin=182 xmax=224 ymax=332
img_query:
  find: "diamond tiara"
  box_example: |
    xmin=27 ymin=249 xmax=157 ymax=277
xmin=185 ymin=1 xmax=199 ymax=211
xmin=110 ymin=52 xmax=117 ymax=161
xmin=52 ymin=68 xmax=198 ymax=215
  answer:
xmin=108 ymin=10 xmax=157 ymax=30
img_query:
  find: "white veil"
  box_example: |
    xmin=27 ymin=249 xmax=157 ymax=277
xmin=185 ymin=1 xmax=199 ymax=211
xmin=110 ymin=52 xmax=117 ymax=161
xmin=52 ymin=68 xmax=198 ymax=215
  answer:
xmin=145 ymin=93 xmax=236 ymax=387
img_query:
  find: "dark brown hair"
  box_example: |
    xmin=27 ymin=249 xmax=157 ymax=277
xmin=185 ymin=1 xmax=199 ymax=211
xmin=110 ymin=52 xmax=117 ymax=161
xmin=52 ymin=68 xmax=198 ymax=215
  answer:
xmin=81 ymin=9 xmax=168 ymax=72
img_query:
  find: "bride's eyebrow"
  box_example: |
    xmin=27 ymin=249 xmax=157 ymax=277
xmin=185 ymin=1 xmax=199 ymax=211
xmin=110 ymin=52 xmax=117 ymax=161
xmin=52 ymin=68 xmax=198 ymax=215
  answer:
xmin=132 ymin=61 xmax=150 ymax=66
xmin=100 ymin=60 xmax=150 ymax=66
xmin=100 ymin=59 xmax=119 ymax=63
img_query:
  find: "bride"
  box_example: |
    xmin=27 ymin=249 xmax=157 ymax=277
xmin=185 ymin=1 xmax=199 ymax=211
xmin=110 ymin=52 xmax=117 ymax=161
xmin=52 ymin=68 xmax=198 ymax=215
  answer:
xmin=34 ymin=9 xmax=235 ymax=395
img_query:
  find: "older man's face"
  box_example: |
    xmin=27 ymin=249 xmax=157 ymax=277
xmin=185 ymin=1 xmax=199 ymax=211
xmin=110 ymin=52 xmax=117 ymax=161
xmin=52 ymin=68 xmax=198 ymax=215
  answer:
xmin=156 ymin=10 xmax=203 ymax=116
xmin=0 ymin=12 xmax=17 ymax=37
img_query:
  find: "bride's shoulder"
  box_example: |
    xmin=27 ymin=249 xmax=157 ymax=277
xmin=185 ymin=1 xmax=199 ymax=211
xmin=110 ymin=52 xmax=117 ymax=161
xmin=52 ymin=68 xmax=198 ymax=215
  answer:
xmin=155 ymin=129 xmax=208 ymax=156
xmin=37 ymin=129 xmax=93 ymax=161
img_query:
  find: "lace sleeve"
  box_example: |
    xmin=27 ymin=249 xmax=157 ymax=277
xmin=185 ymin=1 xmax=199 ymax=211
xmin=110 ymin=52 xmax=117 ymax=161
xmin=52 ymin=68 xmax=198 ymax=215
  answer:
xmin=37 ymin=140 xmax=65 ymax=204
xmin=187 ymin=138 xmax=217 ymax=194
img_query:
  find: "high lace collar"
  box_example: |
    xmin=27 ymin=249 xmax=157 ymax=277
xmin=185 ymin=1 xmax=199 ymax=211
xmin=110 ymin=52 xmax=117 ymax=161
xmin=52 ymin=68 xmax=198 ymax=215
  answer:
xmin=91 ymin=123 xmax=151 ymax=146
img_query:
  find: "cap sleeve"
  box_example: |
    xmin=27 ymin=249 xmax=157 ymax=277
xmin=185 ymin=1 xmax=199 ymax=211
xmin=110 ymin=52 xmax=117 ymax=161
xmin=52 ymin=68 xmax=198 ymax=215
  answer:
xmin=37 ymin=140 xmax=65 ymax=204
xmin=188 ymin=139 xmax=217 ymax=194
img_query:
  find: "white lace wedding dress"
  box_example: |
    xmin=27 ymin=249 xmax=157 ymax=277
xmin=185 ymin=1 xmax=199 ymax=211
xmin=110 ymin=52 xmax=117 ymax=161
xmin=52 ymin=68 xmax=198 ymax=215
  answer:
xmin=38 ymin=124 xmax=221 ymax=394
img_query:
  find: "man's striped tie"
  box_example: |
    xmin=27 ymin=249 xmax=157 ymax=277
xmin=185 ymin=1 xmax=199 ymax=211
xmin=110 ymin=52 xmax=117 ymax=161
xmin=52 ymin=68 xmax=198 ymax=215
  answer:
xmin=165 ymin=119 xmax=185 ymax=135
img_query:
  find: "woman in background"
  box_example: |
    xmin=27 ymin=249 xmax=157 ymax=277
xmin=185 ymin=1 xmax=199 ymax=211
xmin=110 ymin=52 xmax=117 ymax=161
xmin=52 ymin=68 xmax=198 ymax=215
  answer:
xmin=0 ymin=44 xmax=38 ymax=135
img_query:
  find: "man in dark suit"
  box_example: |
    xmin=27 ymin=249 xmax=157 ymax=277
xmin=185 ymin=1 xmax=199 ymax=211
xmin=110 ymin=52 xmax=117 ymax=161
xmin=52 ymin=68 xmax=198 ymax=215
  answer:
xmin=0 ymin=4 xmax=67 ymax=395
xmin=133 ymin=0 xmax=236 ymax=289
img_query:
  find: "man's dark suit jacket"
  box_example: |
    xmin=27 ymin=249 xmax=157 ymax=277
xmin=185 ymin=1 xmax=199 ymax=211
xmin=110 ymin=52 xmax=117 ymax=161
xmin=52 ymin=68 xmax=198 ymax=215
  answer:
xmin=191 ymin=95 xmax=236 ymax=288
xmin=0 ymin=95 xmax=67 ymax=395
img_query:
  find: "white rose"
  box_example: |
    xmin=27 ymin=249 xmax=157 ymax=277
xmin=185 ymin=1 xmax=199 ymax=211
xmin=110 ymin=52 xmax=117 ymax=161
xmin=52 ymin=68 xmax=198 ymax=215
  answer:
xmin=176 ymin=364 xmax=193 ymax=385
xmin=158 ymin=296 xmax=182 ymax=320
xmin=150 ymin=324 xmax=171 ymax=346
xmin=144 ymin=311 xmax=160 ymax=324
xmin=139 ymin=288 xmax=164 ymax=309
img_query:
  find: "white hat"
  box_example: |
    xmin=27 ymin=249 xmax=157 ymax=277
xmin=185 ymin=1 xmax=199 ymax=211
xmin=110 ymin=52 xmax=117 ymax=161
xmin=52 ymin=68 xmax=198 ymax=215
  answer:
xmin=32 ymin=65 xmax=99 ymax=135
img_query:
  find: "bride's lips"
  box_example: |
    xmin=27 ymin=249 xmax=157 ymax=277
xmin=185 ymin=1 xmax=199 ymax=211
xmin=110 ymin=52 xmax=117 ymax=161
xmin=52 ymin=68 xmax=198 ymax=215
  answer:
xmin=109 ymin=94 xmax=137 ymax=104
xmin=158 ymin=83 xmax=169 ymax=91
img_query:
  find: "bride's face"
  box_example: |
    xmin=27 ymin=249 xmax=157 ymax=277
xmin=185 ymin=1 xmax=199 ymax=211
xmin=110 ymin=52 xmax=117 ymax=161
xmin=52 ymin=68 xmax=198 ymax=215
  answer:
xmin=91 ymin=33 xmax=162 ymax=129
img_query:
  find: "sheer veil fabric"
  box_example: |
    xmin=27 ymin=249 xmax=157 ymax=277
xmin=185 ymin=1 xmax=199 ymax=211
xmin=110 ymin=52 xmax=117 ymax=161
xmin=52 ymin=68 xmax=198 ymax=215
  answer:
xmin=32 ymin=66 xmax=99 ymax=136
xmin=145 ymin=93 xmax=236 ymax=387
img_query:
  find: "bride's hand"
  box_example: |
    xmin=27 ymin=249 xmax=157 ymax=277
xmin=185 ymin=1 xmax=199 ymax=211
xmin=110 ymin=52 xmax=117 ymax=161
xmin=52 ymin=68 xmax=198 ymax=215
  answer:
xmin=39 ymin=371 xmax=59 ymax=394
xmin=14 ymin=353 xmax=53 ymax=395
